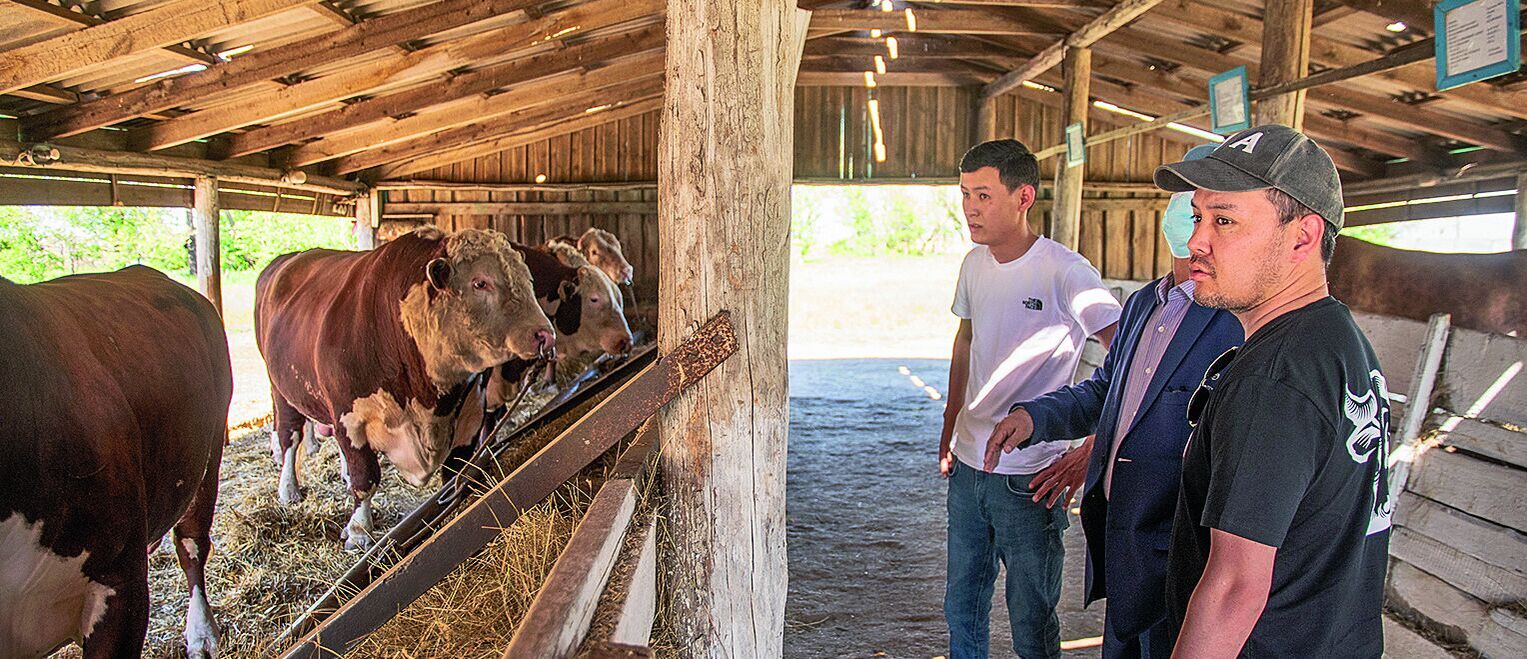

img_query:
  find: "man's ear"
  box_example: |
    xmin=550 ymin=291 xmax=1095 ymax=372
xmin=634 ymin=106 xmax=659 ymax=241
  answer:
xmin=1291 ymin=214 xmax=1324 ymax=261
xmin=1015 ymin=183 xmax=1037 ymax=212
xmin=427 ymin=258 xmax=452 ymax=290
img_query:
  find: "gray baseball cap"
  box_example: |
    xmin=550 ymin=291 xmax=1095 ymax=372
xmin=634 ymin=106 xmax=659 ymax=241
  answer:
xmin=1154 ymin=124 xmax=1345 ymax=230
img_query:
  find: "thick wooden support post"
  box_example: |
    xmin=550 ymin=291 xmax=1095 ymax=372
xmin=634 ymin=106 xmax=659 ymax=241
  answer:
xmin=1514 ymin=173 xmax=1527 ymax=251
xmin=975 ymin=93 xmax=997 ymax=144
xmin=1256 ymin=0 xmax=1314 ymax=128
xmin=1050 ymin=46 xmax=1090 ymax=251
xmin=658 ymin=0 xmax=808 ymax=655
xmin=353 ymin=190 xmax=378 ymax=250
xmin=192 ymin=176 xmax=222 ymax=316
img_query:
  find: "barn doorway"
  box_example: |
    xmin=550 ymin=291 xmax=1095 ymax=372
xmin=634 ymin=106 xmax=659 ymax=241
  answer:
xmin=783 ymin=184 xmax=1106 ymax=656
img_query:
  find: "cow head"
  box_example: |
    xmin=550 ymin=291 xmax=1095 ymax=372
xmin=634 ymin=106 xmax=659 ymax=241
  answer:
xmin=578 ymin=228 xmax=634 ymax=286
xmin=555 ymin=265 xmax=633 ymax=360
xmin=400 ymin=228 xmax=554 ymax=388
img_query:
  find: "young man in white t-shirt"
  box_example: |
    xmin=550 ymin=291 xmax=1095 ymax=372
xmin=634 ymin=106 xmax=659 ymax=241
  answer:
xmin=939 ymin=139 xmax=1121 ymax=659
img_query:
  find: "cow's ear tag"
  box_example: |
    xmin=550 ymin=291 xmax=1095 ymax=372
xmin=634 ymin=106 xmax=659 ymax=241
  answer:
xmin=558 ymin=279 xmax=578 ymax=301
xmin=427 ymin=258 xmax=452 ymax=290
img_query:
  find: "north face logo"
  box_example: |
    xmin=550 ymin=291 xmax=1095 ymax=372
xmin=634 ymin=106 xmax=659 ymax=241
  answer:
xmin=1023 ymin=298 xmax=1043 ymax=311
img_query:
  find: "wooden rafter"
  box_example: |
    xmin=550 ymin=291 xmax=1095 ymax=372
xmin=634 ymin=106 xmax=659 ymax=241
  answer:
xmin=221 ymin=24 xmax=664 ymax=159
xmin=335 ymin=80 xmax=662 ymax=175
xmin=803 ymin=35 xmax=996 ymax=58
xmin=981 ymin=0 xmax=1166 ymax=99
xmin=284 ymin=53 xmax=663 ymax=168
xmin=21 ymin=0 xmax=546 ymax=140
xmin=0 ymin=136 xmax=364 ymax=196
xmin=807 ymin=8 xmax=1060 ymax=36
xmin=128 ymin=0 xmax=661 ymax=152
xmin=795 ymin=70 xmax=993 ymax=85
xmin=1096 ymin=25 xmax=1524 ymax=152
xmin=373 ymin=97 xmax=662 ymax=179
xmin=6 ymin=0 xmax=219 ymax=66
xmin=0 ymin=0 xmax=317 ymax=96
xmin=1332 ymin=0 xmax=1435 ymax=32
xmin=1145 ymin=0 xmax=1525 ymax=119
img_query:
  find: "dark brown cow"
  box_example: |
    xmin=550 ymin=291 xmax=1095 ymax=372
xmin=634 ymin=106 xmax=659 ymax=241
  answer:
xmin=0 ymin=266 xmax=230 ymax=658
xmin=547 ymin=227 xmax=634 ymax=285
xmin=1330 ymin=235 xmax=1526 ymax=336
xmin=255 ymin=227 xmax=553 ymax=550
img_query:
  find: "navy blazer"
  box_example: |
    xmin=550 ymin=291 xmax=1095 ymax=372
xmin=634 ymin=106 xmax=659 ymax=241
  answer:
xmin=1017 ymin=276 xmax=1242 ymax=639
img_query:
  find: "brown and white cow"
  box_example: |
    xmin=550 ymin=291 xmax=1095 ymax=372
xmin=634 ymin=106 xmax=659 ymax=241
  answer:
xmin=0 ymin=266 xmax=230 ymax=658
xmin=547 ymin=227 xmax=634 ymax=286
xmin=255 ymin=227 xmax=553 ymax=550
xmin=476 ymin=245 xmax=632 ymax=437
xmin=1330 ymin=235 xmax=1526 ymax=336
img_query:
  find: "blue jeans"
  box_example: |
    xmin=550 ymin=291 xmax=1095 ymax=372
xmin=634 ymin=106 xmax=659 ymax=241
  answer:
xmin=945 ymin=460 xmax=1069 ymax=659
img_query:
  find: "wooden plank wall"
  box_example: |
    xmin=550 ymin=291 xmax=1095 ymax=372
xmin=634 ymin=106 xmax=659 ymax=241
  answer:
xmin=795 ymin=86 xmax=1203 ymax=282
xmin=386 ymin=112 xmax=662 ymax=299
xmin=384 ymin=86 xmax=1213 ymax=293
xmin=1357 ymin=313 xmax=1527 ymax=657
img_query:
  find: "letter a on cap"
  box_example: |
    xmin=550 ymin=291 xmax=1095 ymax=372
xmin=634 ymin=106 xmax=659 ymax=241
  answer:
xmin=1226 ymin=131 xmax=1262 ymax=154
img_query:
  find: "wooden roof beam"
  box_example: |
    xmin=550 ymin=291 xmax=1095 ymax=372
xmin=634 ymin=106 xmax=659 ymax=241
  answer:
xmin=1331 ymin=0 xmax=1436 ymax=32
xmin=127 ymin=0 xmax=661 ymax=152
xmin=807 ymin=8 xmax=1061 ymax=36
xmin=22 ymin=0 xmax=546 ymax=140
xmin=6 ymin=0 xmax=221 ymax=66
xmin=364 ymin=95 xmax=663 ymax=179
xmin=220 ymin=24 xmax=664 ymax=158
xmin=1087 ymin=44 xmax=1438 ymax=160
xmin=1100 ymin=30 xmax=1524 ymax=152
xmin=1143 ymin=0 xmax=1526 ymax=119
xmin=283 ymin=53 xmax=663 ymax=168
xmin=0 ymin=136 xmax=365 ymax=196
xmin=981 ymin=0 xmax=1166 ymax=100
xmin=0 ymin=0 xmax=317 ymax=95
xmin=802 ymin=35 xmax=998 ymax=58
xmin=795 ymin=70 xmax=993 ymax=85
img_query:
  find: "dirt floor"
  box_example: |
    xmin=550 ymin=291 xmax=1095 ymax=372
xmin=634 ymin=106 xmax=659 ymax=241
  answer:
xmin=785 ymin=358 xmax=1104 ymax=658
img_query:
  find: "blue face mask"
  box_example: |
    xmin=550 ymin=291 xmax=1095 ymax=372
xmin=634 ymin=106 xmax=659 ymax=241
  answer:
xmin=1162 ymin=191 xmax=1195 ymax=258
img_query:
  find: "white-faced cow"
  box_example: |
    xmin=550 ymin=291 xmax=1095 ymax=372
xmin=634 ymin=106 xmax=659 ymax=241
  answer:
xmin=463 ymin=245 xmax=633 ymax=454
xmin=0 ymin=266 xmax=230 ymax=658
xmin=255 ymin=227 xmax=554 ymax=550
xmin=547 ymin=227 xmax=634 ymax=286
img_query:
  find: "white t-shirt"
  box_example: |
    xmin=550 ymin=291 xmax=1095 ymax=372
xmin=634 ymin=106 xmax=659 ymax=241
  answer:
xmin=951 ymin=238 xmax=1121 ymax=475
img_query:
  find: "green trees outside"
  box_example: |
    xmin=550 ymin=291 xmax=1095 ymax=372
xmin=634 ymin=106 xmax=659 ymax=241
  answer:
xmin=0 ymin=206 xmax=354 ymax=284
xmin=791 ymin=185 xmax=967 ymax=259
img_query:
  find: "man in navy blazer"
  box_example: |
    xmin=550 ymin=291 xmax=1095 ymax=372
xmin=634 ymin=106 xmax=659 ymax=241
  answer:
xmin=983 ymin=153 xmax=1243 ymax=658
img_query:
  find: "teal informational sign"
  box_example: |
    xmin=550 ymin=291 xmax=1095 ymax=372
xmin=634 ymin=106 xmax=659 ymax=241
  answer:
xmin=1065 ymin=122 xmax=1086 ymax=168
xmin=1435 ymin=0 xmax=1521 ymax=91
xmin=1208 ymin=66 xmax=1251 ymax=135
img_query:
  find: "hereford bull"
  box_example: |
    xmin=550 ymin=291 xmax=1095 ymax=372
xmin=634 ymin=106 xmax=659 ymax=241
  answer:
xmin=1329 ymin=235 xmax=1525 ymax=336
xmin=444 ymin=244 xmax=634 ymax=476
xmin=0 ymin=266 xmax=230 ymax=658
xmin=255 ymin=227 xmax=554 ymax=550
xmin=548 ymin=227 xmax=634 ymax=285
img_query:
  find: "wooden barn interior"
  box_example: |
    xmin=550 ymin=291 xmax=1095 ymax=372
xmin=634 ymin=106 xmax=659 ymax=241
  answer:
xmin=0 ymin=0 xmax=1522 ymax=656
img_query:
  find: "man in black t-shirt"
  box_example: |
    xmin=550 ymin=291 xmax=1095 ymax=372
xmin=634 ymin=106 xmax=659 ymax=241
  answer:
xmin=1151 ymin=125 xmax=1393 ymax=657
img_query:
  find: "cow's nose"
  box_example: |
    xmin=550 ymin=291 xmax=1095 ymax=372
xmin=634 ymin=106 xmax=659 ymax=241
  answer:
xmin=534 ymin=329 xmax=556 ymax=356
xmin=621 ymin=267 xmax=634 ymax=285
xmin=613 ymin=337 xmax=631 ymax=354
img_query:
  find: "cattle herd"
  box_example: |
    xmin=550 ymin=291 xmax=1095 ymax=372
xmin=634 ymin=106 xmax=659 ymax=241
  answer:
xmin=0 ymin=226 xmax=635 ymax=658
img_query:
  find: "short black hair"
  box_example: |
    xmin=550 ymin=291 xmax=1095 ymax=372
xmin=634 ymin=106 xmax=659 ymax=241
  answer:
xmin=1266 ymin=188 xmax=1337 ymax=264
xmin=959 ymin=139 xmax=1040 ymax=193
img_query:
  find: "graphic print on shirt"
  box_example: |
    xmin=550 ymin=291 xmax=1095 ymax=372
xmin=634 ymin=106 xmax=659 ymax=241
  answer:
xmin=1023 ymin=297 xmax=1044 ymax=311
xmin=1342 ymin=369 xmax=1392 ymax=535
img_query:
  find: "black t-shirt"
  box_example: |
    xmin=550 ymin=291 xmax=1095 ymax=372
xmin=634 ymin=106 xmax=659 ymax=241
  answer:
xmin=1165 ymin=297 xmax=1392 ymax=657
